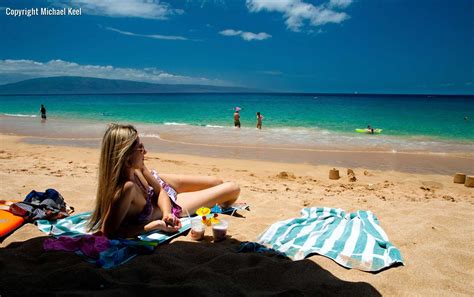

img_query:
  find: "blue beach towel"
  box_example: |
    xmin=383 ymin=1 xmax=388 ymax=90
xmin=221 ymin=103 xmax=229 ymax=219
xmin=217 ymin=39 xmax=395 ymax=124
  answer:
xmin=36 ymin=212 xmax=191 ymax=268
xmin=256 ymin=207 xmax=404 ymax=272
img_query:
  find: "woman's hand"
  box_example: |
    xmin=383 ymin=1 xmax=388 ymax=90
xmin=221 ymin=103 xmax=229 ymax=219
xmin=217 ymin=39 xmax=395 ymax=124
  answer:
xmin=163 ymin=213 xmax=182 ymax=230
xmin=145 ymin=219 xmax=180 ymax=233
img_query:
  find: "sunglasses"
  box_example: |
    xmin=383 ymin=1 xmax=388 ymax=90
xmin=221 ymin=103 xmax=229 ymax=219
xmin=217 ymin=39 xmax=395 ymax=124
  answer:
xmin=134 ymin=144 xmax=146 ymax=153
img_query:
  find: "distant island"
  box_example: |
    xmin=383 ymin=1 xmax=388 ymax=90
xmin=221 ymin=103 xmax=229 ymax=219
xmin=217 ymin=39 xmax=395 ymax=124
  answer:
xmin=0 ymin=77 xmax=471 ymax=97
xmin=0 ymin=76 xmax=260 ymax=95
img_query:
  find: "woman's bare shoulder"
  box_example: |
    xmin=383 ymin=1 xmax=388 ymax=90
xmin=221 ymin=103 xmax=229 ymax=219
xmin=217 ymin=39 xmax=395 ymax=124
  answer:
xmin=115 ymin=181 xmax=136 ymax=203
xmin=122 ymin=181 xmax=135 ymax=191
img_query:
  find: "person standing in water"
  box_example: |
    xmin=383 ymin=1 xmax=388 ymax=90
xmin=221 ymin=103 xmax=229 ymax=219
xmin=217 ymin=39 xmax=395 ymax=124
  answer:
xmin=234 ymin=107 xmax=241 ymax=128
xmin=256 ymin=112 xmax=264 ymax=129
xmin=40 ymin=104 xmax=47 ymax=120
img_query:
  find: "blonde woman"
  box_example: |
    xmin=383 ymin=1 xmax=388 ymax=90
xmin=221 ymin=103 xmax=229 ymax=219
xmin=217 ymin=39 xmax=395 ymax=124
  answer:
xmin=88 ymin=124 xmax=240 ymax=238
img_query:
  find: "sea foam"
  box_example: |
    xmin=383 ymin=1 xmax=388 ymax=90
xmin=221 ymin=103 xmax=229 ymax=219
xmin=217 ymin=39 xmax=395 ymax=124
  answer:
xmin=4 ymin=113 xmax=37 ymax=118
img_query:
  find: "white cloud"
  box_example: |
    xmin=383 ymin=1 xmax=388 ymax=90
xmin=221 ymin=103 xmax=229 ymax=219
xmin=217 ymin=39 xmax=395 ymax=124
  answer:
xmin=219 ymin=29 xmax=243 ymax=36
xmin=57 ymin=0 xmax=182 ymax=20
xmin=0 ymin=59 xmax=229 ymax=86
xmin=309 ymin=7 xmax=348 ymax=26
xmin=328 ymin=0 xmax=353 ymax=9
xmin=246 ymin=0 xmax=294 ymax=11
xmin=246 ymin=0 xmax=351 ymax=32
xmin=241 ymin=31 xmax=271 ymax=41
xmin=219 ymin=29 xmax=271 ymax=41
xmin=105 ymin=27 xmax=190 ymax=41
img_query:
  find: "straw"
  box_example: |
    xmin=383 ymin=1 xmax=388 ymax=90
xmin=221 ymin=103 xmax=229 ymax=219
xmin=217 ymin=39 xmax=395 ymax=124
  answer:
xmin=184 ymin=207 xmax=192 ymax=220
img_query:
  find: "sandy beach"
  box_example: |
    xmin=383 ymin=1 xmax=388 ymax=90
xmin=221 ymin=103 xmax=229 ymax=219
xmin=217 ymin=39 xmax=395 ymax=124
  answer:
xmin=0 ymin=132 xmax=473 ymax=296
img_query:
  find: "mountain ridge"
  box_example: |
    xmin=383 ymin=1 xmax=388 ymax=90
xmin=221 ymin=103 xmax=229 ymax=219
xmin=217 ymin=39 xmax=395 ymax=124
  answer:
xmin=0 ymin=76 xmax=260 ymax=95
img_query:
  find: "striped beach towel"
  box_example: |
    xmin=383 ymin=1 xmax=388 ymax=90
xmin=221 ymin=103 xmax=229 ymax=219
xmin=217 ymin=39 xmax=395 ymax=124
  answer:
xmin=257 ymin=207 xmax=404 ymax=272
xmin=36 ymin=211 xmax=191 ymax=242
xmin=36 ymin=212 xmax=191 ymax=268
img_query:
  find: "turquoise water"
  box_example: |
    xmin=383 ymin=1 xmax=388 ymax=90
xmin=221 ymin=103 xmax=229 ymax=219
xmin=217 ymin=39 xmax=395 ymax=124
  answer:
xmin=1 ymin=93 xmax=473 ymax=141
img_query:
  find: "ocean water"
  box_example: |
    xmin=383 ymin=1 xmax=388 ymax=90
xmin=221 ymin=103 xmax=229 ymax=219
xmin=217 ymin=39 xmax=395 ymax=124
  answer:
xmin=1 ymin=93 xmax=473 ymax=153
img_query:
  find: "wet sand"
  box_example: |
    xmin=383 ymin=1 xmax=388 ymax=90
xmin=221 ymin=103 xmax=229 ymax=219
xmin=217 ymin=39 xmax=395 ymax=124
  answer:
xmin=1 ymin=115 xmax=473 ymax=174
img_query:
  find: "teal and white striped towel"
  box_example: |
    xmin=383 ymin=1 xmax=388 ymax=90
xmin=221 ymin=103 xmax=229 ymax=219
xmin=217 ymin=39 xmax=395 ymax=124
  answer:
xmin=257 ymin=207 xmax=404 ymax=271
xmin=36 ymin=212 xmax=191 ymax=243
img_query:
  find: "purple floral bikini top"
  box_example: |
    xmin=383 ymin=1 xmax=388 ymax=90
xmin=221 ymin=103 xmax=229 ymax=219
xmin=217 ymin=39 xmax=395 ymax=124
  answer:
xmin=121 ymin=184 xmax=154 ymax=226
xmin=135 ymin=187 xmax=154 ymax=224
xmin=123 ymin=170 xmax=181 ymax=226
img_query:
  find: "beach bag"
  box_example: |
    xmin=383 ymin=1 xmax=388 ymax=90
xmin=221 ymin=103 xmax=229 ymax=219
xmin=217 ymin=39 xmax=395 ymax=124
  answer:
xmin=9 ymin=189 xmax=74 ymax=222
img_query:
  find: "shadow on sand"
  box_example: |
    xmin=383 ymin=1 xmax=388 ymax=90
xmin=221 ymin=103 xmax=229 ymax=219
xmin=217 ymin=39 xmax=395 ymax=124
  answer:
xmin=0 ymin=235 xmax=381 ymax=297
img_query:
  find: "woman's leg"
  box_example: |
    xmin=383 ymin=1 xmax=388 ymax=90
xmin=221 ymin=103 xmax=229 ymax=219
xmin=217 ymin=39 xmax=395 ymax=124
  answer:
xmin=159 ymin=174 xmax=223 ymax=193
xmin=176 ymin=182 xmax=240 ymax=216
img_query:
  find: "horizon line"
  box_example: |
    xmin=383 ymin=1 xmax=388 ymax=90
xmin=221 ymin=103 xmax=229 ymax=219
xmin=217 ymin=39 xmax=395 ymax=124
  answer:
xmin=0 ymin=92 xmax=473 ymax=97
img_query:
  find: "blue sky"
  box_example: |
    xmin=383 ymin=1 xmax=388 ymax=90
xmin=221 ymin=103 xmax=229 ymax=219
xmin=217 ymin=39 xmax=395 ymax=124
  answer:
xmin=0 ymin=0 xmax=472 ymax=94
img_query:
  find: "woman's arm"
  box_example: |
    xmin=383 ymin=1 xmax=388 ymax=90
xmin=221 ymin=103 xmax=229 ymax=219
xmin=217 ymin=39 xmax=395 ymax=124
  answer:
xmin=141 ymin=164 xmax=172 ymax=214
xmin=117 ymin=218 xmax=180 ymax=238
xmin=102 ymin=180 xmax=180 ymax=238
xmin=104 ymin=181 xmax=179 ymax=237
xmin=141 ymin=165 xmax=180 ymax=228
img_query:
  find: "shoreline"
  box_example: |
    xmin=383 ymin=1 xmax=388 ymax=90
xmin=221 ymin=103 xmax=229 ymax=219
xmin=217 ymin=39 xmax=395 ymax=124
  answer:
xmin=0 ymin=115 xmax=473 ymax=174
xmin=2 ymin=113 xmax=473 ymax=144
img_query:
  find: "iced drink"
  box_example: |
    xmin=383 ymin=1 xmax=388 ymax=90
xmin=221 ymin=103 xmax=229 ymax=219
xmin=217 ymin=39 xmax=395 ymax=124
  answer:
xmin=190 ymin=217 xmax=205 ymax=241
xmin=212 ymin=219 xmax=228 ymax=242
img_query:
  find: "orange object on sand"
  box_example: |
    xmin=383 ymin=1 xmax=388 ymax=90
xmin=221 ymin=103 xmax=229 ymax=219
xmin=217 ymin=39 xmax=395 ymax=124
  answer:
xmin=0 ymin=209 xmax=25 ymax=238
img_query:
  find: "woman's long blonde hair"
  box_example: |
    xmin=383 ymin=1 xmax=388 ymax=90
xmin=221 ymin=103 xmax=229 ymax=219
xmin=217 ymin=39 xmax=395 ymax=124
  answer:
xmin=88 ymin=123 xmax=138 ymax=231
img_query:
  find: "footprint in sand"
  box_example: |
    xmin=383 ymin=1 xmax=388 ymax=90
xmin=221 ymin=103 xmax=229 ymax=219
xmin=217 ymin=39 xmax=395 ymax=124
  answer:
xmin=162 ymin=160 xmax=185 ymax=165
xmin=340 ymin=184 xmax=353 ymax=190
xmin=0 ymin=153 xmax=12 ymax=159
xmin=420 ymin=186 xmax=433 ymax=192
xmin=421 ymin=181 xmax=443 ymax=190
xmin=276 ymin=171 xmax=296 ymax=180
xmin=442 ymin=195 xmax=456 ymax=202
xmin=363 ymin=170 xmax=373 ymax=176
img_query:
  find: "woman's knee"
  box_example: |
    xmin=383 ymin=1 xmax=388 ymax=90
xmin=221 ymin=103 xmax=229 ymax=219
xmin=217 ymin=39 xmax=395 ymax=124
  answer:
xmin=223 ymin=181 xmax=240 ymax=195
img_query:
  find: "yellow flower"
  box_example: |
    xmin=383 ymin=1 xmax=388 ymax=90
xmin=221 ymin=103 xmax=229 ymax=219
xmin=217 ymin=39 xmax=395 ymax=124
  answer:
xmin=196 ymin=207 xmax=210 ymax=216
xmin=210 ymin=217 xmax=220 ymax=224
